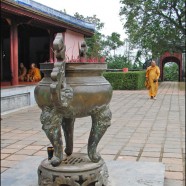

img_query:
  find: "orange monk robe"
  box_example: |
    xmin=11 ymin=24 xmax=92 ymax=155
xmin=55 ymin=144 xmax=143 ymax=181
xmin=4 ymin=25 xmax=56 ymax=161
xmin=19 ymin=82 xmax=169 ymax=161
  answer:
xmin=145 ymin=65 xmax=160 ymax=97
xmin=28 ymin=67 xmax=41 ymax=81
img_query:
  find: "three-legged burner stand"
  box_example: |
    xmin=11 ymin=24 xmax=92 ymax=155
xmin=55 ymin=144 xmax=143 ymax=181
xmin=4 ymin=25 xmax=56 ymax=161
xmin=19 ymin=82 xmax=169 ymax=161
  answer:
xmin=38 ymin=153 xmax=109 ymax=186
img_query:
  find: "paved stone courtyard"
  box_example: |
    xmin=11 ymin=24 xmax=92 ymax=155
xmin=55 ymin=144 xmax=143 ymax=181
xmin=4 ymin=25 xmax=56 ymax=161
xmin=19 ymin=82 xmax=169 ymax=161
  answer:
xmin=1 ymin=82 xmax=185 ymax=186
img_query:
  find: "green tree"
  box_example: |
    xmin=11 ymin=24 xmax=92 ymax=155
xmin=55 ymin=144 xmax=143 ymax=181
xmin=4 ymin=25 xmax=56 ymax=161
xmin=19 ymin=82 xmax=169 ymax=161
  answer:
xmin=74 ymin=13 xmax=104 ymax=31
xmin=133 ymin=50 xmax=143 ymax=69
xmin=104 ymin=32 xmax=124 ymax=56
xmin=106 ymin=55 xmax=132 ymax=69
xmin=74 ymin=13 xmax=105 ymax=57
xmin=119 ymin=0 xmax=185 ymax=57
xmin=74 ymin=14 xmax=125 ymax=58
xmin=164 ymin=62 xmax=179 ymax=81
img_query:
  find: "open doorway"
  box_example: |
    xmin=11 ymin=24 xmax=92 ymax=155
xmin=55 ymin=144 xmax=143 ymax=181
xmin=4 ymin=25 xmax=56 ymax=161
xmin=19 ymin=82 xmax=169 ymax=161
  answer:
xmin=161 ymin=55 xmax=182 ymax=82
xmin=1 ymin=21 xmax=50 ymax=86
xmin=163 ymin=62 xmax=179 ymax=81
xmin=18 ymin=24 xmax=50 ymax=72
xmin=1 ymin=18 xmax=11 ymax=82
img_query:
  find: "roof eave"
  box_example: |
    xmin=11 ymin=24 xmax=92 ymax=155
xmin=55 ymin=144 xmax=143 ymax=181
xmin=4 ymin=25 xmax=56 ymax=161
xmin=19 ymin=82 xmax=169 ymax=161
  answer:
xmin=1 ymin=0 xmax=95 ymax=36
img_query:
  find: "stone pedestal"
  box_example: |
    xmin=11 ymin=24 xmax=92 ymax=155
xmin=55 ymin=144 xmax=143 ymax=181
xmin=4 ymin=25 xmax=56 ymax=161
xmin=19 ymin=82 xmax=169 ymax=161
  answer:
xmin=1 ymin=156 xmax=165 ymax=186
xmin=38 ymin=153 xmax=109 ymax=186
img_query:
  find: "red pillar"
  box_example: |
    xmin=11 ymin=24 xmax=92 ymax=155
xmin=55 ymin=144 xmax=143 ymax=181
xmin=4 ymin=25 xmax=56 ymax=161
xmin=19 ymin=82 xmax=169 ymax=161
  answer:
xmin=10 ymin=21 xmax=18 ymax=85
xmin=160 ymin=57 xmax=164 ymax=81
xmin=49 ymin=32 xmax=54 ymax=63
xmin=52 ymin=33 xmax=58 ymax=63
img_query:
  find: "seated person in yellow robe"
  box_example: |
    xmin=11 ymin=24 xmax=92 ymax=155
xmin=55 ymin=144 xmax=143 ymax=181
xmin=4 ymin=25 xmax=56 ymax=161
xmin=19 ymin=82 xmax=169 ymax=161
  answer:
xmin=26 ymin=63 xmax=41 ymax=82
xmin=18 ymin=63 xmax=27 ymax=81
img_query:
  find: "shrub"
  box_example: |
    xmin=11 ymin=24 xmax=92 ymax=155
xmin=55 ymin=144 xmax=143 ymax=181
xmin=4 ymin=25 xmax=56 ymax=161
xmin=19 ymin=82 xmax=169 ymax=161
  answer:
xmin=106 ymin=55 xmax=132 ymax=69
xmin=103 ymin=71 xmax=146 ymax=90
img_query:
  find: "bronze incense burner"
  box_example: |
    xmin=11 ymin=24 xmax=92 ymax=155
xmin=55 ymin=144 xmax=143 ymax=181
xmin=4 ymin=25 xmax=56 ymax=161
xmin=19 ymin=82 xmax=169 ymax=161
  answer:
xmin=34 ymin=34 xmax=113 ymax=169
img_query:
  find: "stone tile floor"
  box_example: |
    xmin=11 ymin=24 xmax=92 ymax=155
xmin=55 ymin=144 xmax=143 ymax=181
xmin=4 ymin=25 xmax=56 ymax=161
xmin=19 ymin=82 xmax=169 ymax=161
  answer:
xmin=1 ymin=82 xmax=185 ymax=186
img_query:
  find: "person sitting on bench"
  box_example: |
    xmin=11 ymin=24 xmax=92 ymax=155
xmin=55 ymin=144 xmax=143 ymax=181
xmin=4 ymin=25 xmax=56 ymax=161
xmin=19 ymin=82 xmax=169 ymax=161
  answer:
xmin=18 ymin=63 xmax=27 ymax=81
xmin=26 ymin=63 xmax=41 ymax=82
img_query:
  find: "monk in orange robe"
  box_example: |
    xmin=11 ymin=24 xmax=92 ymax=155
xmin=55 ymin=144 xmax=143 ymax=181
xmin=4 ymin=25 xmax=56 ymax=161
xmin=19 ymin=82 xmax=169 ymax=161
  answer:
xmin=145 ymin=60 xmax=160 ymax=100
xmin=18 ymin=63 xmax=27 ymax=81
xmin=26 ymin=63 xmax=41 ymax=82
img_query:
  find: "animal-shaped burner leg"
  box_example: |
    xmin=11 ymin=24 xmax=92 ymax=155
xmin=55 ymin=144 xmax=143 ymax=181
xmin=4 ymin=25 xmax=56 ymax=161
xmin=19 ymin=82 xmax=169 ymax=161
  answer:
xmin=40 ymin=106 xmax=63 ymax=167
xmin=88 ymin=105 xmax=112 ymax=163
xmin=61 ymin=117 xmax=75 ymax=156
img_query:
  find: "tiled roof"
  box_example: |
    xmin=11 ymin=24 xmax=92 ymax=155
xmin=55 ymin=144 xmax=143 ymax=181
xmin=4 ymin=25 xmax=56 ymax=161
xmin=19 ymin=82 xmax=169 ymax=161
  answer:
xmin=13 ymin=0 xmax=95 ymax=32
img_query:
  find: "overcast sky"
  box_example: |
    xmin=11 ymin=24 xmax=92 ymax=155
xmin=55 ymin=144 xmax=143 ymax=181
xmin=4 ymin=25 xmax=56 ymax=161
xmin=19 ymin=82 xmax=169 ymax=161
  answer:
xmin=34 ymin=0 xmax=127 ymax=40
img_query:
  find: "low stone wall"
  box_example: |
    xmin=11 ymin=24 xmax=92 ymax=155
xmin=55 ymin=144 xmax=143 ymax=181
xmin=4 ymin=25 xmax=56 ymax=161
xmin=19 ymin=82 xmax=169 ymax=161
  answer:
xmin=1 ymin=85 xmax=36 ymax=113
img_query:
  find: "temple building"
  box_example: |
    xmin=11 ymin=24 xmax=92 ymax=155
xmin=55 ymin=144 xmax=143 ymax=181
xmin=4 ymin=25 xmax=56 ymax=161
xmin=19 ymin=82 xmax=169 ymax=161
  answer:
xmin=1 ymin=0 xmax=95 ymax=86
xmin=1 ymin=0 xmax=95 ymax=113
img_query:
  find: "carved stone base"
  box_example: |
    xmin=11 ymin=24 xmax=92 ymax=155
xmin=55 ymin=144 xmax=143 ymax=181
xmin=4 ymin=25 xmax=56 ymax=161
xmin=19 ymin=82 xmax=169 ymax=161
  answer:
xmin=38 ymin=153 xmax=109 ymax=186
